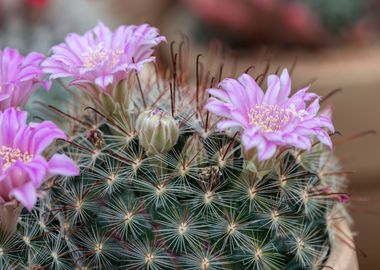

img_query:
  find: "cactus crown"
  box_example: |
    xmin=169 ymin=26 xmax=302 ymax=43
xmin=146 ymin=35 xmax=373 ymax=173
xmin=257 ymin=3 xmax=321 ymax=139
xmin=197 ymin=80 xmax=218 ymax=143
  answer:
xmin=0 ymin=34 xmax=349 ymax=270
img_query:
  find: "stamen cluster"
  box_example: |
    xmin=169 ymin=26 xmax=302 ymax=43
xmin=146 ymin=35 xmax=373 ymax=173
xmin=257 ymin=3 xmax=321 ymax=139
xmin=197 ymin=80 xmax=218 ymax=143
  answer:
xmin=0 ymin=146 xmax=33 ymax=170
xmin=248 ymin=104 xmax=292 ymax=132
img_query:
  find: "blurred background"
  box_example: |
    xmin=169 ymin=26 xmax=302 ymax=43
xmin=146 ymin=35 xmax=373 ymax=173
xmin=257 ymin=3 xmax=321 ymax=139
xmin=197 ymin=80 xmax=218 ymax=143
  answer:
xmin=1 ymin=0 xmax=379 ymax=268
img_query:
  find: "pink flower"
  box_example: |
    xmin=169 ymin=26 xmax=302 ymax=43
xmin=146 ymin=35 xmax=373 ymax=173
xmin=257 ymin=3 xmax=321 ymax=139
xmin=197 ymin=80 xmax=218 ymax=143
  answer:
xmin=0 ymin=108 xmax=79 ymax=211
xmin=205 ymin=69 xmax=334 ymax=160
xmin=0 ymin=48 xmax=50 ymax=110
xmin=42 ymin=21 xmax=166 ymax=91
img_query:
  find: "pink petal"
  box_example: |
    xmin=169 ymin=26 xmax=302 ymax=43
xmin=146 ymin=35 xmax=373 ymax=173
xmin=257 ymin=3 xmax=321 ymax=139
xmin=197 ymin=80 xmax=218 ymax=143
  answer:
xmin=237 ymin=73 xmax=263 ymax=106
xmin=26 ymin=121 xmax=67 ymax=155
xmin=241 ymin=127 xmax=260 ymax=149
xmin=220 ymin=78 xmax=250 ymax=114
xmin=283 ymin=86 xmax=310 ymax=109
xmin=208 ymin=88 xmax=229 ymax=102
xmin=10 ymin=182 xmax=37 ymax=211
xmin=204 ymin=99 xmax=232 ymax=118
xmin=48 ymin=154 xmax=80 ymax=176
xmin=257 ymin=141 xmax=277 ymax=161
xmin=23 ymin=156 xmax=49 ymax=187
xmin=0 ymin=108 xmax=27 ymax=146
xmin=230 ymin=109 xmax=249 ymax=127
xmin=315 ymin=129 xmax=333 ymax=149
xmin=277 ymin=69 xmax=292 ymax=102
xmin=95 ymin=75 xmax=114 ymax=89
xmin=306 ymin=98 xmax=320 ymax=116
xmin=94 ymin=21 xmax=112 ymax=44
xmin=263 ymin=76 xmax=280 ymax=105
xmin=217 ymin=120 xmax=242 ymax=130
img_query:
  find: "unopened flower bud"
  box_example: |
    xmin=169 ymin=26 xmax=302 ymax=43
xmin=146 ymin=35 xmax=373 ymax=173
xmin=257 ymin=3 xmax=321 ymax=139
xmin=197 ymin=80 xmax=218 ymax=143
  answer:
xmin=136 ymin=109 xmax=179 ymax=155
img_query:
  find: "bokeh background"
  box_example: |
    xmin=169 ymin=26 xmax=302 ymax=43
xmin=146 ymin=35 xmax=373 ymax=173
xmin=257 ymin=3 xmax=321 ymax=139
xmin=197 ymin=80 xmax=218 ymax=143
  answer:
xmin=1 ymin=0 xmax=379 ymax=268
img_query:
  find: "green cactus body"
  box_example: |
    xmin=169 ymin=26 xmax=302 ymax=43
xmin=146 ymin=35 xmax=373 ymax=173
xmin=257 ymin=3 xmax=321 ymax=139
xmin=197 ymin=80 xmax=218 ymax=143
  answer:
xmin=0 ymin=48 xmax=349 ymax=270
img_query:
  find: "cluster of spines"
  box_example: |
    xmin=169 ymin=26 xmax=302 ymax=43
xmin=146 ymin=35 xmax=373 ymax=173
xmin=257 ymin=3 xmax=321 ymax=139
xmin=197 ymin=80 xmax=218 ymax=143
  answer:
xmin=0 ymin=119 xmax=345 ymax=269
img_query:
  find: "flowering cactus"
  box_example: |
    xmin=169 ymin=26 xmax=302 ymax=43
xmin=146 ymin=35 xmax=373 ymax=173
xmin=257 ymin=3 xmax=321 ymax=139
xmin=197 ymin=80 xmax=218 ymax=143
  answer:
xmin=0 ymin=22 xmax=352 ymax=270
xmin=0 ymin=107 xmax=79 ymax=210
xmin=0 ymin=48 xmax=50 ymax=110
xmin=205 ymin=69 xmax=333 ymax=160
xmin=42 ymin=22 xmax=166 ymax=92
xmin=0 ymin=107 xmax=79 ymax=234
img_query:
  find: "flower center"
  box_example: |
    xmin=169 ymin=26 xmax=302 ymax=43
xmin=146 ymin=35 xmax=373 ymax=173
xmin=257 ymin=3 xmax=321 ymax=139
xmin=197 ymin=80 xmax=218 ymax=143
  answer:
xmin=248 ymin=104 xmax=292 ymax=132
xmin=82 ymin=44 xmax=123 ymax=69
xmin=0 ymin=145 xmax=33 ymax=170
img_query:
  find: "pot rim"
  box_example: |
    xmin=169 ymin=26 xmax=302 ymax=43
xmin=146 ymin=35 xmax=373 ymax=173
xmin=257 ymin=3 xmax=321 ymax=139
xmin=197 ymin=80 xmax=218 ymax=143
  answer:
xmin=325 ymin=218 xmax=359 ymax=270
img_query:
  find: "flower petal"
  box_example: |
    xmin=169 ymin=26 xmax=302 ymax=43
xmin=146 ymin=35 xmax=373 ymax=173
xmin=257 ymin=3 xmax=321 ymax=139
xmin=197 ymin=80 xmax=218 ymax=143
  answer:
xmin=23 ymin=156 xmax=49 ymax=188
xmin=42 ymin=22 xmax=165 ymax=92
xmin=205 ymin=70 xmax=335 ymax=159
xmin=220 ymin=78 xmax=250 ymax=114
xmin=48 ymin=154 xmax=80 ymax=176
xmin=217 ymin=120 xmax=243 ymax=130
xmin=257 ymin=140 xmax=277 ymax=161
xmin=208 ymin=88 xmax=230 ymax=102
xmin=237 ymin=73 xmax=263 ymax=105
xmin=263 ymin=76 xmax=281 ymax=105
xmin=10 ymin=182 xmax=37 ymax=211
xmin=315 ymin=129 xmax=333 ymax=149
xmin=277 ymin=68 xmax=292 ymax=102
xmin=0 ymin=48 xmax=47 ymax=109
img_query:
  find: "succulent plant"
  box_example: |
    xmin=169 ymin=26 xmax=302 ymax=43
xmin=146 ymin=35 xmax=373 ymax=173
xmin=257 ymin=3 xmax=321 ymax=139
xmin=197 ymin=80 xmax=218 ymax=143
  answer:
xmin=0 ymin=22 xmax=351 ymax=270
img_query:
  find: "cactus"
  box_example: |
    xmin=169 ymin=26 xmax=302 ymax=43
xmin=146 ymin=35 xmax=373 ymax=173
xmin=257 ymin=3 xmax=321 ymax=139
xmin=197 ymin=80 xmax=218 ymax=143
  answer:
xmin=0 ymin=23 xmax=351 ymax=270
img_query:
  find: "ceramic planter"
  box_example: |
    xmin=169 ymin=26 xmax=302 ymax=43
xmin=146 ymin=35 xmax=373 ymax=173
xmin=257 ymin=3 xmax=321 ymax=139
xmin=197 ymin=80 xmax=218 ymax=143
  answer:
xmin=326 ymin=219 xmax=359 ymax=270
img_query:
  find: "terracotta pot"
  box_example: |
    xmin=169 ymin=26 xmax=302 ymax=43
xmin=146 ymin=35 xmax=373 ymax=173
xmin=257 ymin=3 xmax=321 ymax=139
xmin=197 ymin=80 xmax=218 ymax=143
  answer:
xmin=326 ymin=219 xmax=359 ymax=270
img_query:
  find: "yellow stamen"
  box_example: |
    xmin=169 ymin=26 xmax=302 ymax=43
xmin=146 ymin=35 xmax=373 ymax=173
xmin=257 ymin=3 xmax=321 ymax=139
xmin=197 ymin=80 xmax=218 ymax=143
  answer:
xmin=0 ymin=145 xmax=33 ymax=170
xmin=82 ymin=44 xmax=123 ymax=69
xmin=248 ymin=104 xmax=292 ymax=132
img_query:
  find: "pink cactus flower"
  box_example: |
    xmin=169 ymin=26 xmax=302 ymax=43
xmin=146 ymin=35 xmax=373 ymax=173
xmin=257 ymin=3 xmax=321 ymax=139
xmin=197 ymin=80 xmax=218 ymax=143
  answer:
xmin=0 ymin=48 xmax=49 ymax=110
xmin=0 ymin=107 xmax=79 ymax=211
xmin=42 ymin=21 xmax=166 ymax=92
xmin=205 ymin=69 xmax=334 ymax=160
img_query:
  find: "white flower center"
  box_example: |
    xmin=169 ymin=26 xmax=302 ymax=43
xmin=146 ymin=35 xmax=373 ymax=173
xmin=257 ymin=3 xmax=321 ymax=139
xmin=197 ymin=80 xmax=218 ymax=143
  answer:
xmin=0 ymin=145 xmax=33 ymax=170
xmin=248 ymin=104 xmax=292 ymax=132
xmin=82 ymin=44 xmax=123 ymax=69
